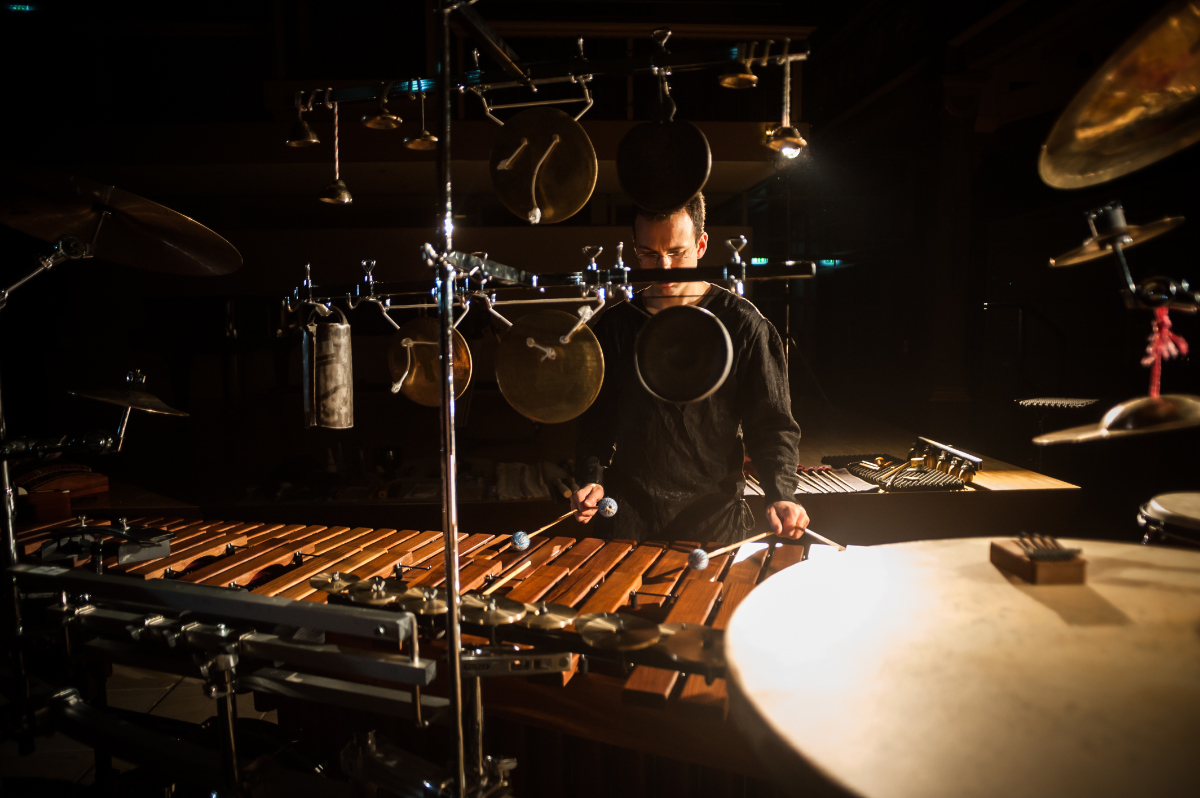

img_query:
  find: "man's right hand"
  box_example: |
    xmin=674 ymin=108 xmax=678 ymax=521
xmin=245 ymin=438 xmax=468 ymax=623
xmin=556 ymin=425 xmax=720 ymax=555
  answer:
xmin=571 ymin=483 xmax=605 ymax=523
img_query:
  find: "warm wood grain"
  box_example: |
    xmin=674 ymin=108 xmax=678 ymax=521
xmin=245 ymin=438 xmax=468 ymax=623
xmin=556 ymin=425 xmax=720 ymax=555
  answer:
xmin=622 ymin=579 xmax=724 ymax=707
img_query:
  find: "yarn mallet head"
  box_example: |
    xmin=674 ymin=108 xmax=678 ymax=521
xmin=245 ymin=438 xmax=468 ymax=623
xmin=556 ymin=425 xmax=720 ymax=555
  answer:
xmin=597 ymin=497 xmax=617 ymax=518
xmin=688 ymin=547 xmax=710 ymax=571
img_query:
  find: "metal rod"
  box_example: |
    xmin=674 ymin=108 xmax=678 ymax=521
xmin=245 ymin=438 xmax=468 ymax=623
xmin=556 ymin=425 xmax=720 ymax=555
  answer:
xmin=436 ymin=3 xmax=466 ymax=795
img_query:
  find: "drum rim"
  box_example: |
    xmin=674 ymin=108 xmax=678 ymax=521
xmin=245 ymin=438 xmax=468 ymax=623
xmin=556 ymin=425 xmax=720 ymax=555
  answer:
xmin=1143 ymin=491 xmax=1200 ymax=531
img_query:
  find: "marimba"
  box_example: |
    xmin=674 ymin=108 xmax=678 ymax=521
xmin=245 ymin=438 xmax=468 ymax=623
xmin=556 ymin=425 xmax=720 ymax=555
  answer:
xmin=18 ymin=515 xmax=806 ymax=793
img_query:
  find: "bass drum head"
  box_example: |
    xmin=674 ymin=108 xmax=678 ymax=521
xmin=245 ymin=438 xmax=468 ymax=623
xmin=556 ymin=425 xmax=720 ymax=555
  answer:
xmin=1142 ymin=492 xmax=1200 ymax=532
xmin=635 ymin=304 xmax=732 ymax=404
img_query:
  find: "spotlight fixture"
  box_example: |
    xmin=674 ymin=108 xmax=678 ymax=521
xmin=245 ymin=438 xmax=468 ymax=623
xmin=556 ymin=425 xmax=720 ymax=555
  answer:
xmin=403 ymin=90 xmax=439 ymax=151
xmin=286 ymin=91 xmax=320 ymax=147
xmin=718 ymin=42 xmax=758 ymax=89
xmin=362 ymin=80 xmax=402 ymax=129
xmin=319 ymin=98 xmax=352 ymax=204
xmin=766 ymin=40 xmax=807 ymax=159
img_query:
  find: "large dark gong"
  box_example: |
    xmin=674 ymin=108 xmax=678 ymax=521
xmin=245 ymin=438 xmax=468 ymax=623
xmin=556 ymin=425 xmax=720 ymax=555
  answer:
xmin=635 ymin=305 xmax=732 ymax=404
xmin=616 ymin=121 xmax=711 ymax=213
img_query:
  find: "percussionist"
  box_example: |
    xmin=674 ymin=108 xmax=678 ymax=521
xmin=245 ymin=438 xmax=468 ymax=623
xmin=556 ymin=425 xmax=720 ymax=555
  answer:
xmin=572 ymin=193 xmax=808 ymax=544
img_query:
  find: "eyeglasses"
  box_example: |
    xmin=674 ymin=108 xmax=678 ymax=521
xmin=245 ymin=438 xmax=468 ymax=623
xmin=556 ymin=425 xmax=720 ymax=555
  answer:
xmin=635 ymin=246 xmax=697 ymax=266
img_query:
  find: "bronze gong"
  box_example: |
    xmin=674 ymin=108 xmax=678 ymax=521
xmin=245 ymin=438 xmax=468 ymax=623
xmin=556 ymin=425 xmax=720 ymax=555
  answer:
xmin=388 ymin=317 xmax=472 ymax=407
xmin=1039 ymin=1 xmax=1200 ymax=188
xmin=489 ymin=107 xmax=597 ymax=225
xmin=494 ymin=309 xmax=604 ymax=424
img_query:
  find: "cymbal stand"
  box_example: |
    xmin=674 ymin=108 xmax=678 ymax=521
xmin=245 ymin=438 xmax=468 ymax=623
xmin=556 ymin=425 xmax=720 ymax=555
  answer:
xmin=1 ymin=235 xmax=93 ymax=752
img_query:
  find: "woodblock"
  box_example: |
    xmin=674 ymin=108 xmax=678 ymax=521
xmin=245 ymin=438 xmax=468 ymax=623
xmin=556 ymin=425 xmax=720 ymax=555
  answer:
xmin=990 ymin=539 xmax=1086 ymax=584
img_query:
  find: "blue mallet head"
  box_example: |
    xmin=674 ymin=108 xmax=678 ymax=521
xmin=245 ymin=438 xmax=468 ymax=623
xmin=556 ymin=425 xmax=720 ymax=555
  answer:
xmin=688 ymin=547 xmax=710 ymax=571
xmin=597 ymin=497 xmax=618 ymax=518
xmin=512 ymin=531 xmax=530 ymax=551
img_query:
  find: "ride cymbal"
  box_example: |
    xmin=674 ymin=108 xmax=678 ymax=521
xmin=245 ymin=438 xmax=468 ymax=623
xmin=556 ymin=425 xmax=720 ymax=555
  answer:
xmin=489 ymin=107 xmax=597 ymax=225
xmin=495 ymin=309 xmax=604 ymax=424
xmin=0 ymin=166 xmax=242 ymax=276
xmin=1039 ymin=1 xmax=1200 ymax=188
xmin=1050 ymin=203 xmax=1184 ymax=266
xmin=68 ymin=389 xmax=188 ymax=417
xmin=575 ymin=612 xmax=661 ymax=651
xmin=1033 ymin=394 xmax=1200 ymax=444
xmin=388 ymin=317 xmax=472 ymax=407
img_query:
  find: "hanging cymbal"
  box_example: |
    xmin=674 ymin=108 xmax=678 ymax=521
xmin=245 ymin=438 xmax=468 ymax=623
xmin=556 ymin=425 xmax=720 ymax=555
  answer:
xmin=461 ymin=592 xmax=527 ymax=626
xmin=67 ymin=388 xmax=188 ymax=417
xmin=0 ymin=166 xmax=242 ymax=276
xmin=1039 ymin=1 xmax=1200 ymax=188
xmin=1033 ymin=394 xmax=1200 ymax=444
xmin=495 ymin=309 xmax=604 ymax=424
xmin=387 ymin=317 xmax=472 ymax=407
xmin=517 ymin=600 xmax=577 ymax=630
xmin=1050 ymin=203 xmax=1185 ymax=266
xmin=489 ymin=107 xmax=597 ymax=225
xmin=575 ymin=612 xmax=661 ymax=651
xmin=635 ymin=304 xmax=732 ymax=404
xmin=309 ymin=571 xmax=362 ymax=595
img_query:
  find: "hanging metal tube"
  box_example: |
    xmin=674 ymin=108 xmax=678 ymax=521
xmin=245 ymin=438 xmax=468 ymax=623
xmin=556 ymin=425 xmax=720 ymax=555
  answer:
xmin=435 ymin=2 xmax=466 ymax=795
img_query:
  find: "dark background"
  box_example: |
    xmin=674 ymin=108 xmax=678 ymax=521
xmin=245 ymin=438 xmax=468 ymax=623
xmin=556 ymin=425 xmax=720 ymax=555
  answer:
xmin=0 ymin=0 xmax=1196 ymax=531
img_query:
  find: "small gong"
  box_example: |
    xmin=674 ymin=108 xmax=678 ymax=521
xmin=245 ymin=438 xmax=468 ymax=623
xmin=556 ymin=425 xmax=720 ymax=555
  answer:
xmin=617 ymin=120 xmax=711 ymax=213
xmin=489 ymin=107 xmax=598 ymax=225
xmin=635 ymin=305 xmax=732 ymax=404
xmin=495 ymin=309 xmax=604 ymax=424
xmin=388 ymin=317 xmax=472 ymax=407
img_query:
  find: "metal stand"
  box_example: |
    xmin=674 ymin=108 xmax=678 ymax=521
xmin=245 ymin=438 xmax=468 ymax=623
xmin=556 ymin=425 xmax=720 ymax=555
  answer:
xmin=434 ymin=3 xmax=467 ymax=795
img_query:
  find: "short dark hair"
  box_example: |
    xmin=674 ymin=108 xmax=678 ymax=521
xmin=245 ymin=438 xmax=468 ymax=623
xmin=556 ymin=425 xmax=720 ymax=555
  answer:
xmin=632 ymin=192 xmax=706 ymax=243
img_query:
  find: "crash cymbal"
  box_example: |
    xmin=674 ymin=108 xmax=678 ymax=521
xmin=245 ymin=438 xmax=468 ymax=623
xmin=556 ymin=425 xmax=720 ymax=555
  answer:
xmin=67 ymin=389 xmax=188 ymax=417
xmin=495 ymin=309 xmax=604 ymax=424
xmin=659 ymin=624 xmax=725 ymax=667
xmin=1050 ymin=203 xmax=1184 ymax=266
xmin=347 ymin=576 xmax=410 ymax=606
xmin=517 ymin=600 xmax=577 ymax=630
xmin=1034 ymin=394 xmax=1200 ymax=444
xmin=0 ymin=166 xmax=242 ymax=276
xmin=388 ymin=317 xmax=472 ymax=407
xmin=461 ymin=592 xmax=527 ymax=626
xmin=310 ymin=571 xmax=362 ymax=595
xmin=396 ymin=586 xmax=449 ymax=615
xmin=635 ymin=304 xmax=732 ymax=404
xmin=1039 ymin=1 xmax=1200 ymax=188
xmin=617 ymin=120 xmax=711 ymax=212
xmin=489 ymin=107 xmax=597 ymax=224
xmin=575 ymin=612 xmax=661 ymax=651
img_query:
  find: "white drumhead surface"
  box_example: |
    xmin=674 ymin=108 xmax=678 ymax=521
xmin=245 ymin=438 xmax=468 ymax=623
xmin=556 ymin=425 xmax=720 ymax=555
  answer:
xmin=727 ymin=538 xmax=1200 ymax=798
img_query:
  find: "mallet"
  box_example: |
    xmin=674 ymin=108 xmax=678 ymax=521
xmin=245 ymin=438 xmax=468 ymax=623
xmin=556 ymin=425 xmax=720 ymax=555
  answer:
xmin=513 ymin=496 xmax=618 ymax=551
xmin=688 ymin=526 xmax=846 ymax=571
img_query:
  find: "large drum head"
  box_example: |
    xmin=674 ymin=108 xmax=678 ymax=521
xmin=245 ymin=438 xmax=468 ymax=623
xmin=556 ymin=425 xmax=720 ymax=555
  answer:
xmin=495 ymin=310 xmax=604 ymax=424
xmin=388 ymin=318 xmax=472 ymax=407
xmin=635 ymin=305 xmax=732 ymax=404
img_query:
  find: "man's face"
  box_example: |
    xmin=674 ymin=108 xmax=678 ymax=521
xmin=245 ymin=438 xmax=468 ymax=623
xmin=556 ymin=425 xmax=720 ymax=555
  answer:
xmin=634 ymin=211 xmax=709 ymax=298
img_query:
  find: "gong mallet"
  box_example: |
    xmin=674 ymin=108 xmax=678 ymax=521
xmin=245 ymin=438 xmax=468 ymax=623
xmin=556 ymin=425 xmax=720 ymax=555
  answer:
xmin=513 ymin=497 xmax=617 ymax=551
xmin=688 ymin=526 xmax=846 ymax=571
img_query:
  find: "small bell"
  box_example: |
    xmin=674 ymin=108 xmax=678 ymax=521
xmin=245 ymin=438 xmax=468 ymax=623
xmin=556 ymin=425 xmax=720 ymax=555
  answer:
xmin=319 ymin=178 xmax=353 ymax=205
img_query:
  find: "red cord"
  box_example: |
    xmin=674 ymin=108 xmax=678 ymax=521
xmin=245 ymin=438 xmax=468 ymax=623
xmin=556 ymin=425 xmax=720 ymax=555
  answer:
xmin=1141 ymin=307 xmax=1188 ymax=398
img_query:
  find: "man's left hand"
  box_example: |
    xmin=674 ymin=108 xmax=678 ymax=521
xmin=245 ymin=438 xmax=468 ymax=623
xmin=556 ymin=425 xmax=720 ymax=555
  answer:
xmin=766 ymin=501 xmax=810 ymax=539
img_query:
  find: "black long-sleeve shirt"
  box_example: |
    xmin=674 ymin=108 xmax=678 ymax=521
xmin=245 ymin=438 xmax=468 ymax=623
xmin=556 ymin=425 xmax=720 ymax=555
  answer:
xmin=575 ymin=286 xmax=800 ymax=544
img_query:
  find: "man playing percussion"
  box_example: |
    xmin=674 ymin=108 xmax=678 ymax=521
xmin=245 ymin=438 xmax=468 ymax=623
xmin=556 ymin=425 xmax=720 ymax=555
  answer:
xmin=571 ymin=193 xmax=808 ymax=544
